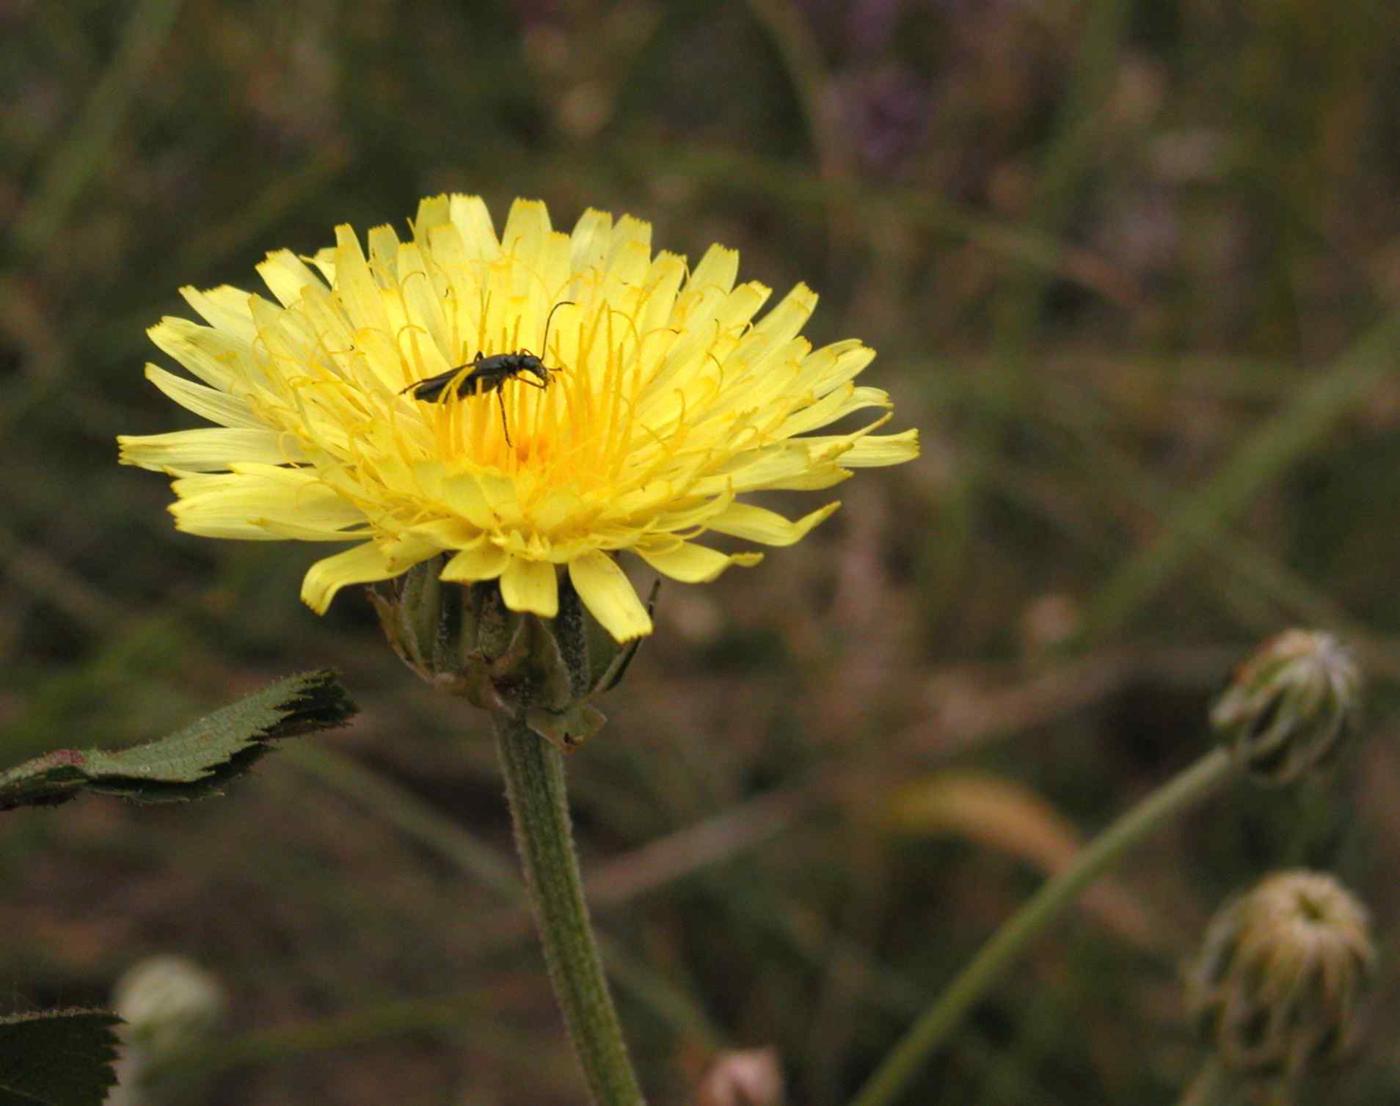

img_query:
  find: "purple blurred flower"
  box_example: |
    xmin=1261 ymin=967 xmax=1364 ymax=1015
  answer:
xmin=834 ymin=65 xmax=931 ymax=173
xmin=846 ymin=0 xmax=904 ymax=54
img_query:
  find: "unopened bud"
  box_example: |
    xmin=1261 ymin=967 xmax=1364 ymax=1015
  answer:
xmin=113 ymin=954 xmax=224 ymax=1059
xmin=369 ymin=566 xmax=656 ymax=750
xmin=696 ymin=1047 xmax=784 ymax=1106
xmin=1210 ymin=630 xmax=1359 ymax=784
xmin=1189 ymin=870 xmax=1374 ymax=1078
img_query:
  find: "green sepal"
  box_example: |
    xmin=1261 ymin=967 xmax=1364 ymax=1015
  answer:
xmin=368 ymin=573 xmax=660 ymax=749
xmin=555 ymin=576 xmax=592 ymax=699
xmin=527 ymin=702 xmax=608 ymax=751
xmin=506 ymin=614 xmax=575 ymax=712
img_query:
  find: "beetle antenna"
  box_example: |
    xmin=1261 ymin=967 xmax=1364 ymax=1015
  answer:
xmin=541 ymin=300 xmax=576 ymax=367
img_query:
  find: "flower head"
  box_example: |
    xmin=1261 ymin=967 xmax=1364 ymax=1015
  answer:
xmin=1189 ymin=870 xmax=1374 ymax=1077
xmin=119 ymin=195 xmax=917 ymax=641
xmin=1210 ymin=629 xmax=1360 ymax=785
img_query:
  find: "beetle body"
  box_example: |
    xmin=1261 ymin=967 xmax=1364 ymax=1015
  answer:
xmin=408 ymin=351 xmax=550 ymax=404
xmin=402 ymin=302 xmax=574 ymax=446
xmin=403 ymin=350 xmax=552 ymax=446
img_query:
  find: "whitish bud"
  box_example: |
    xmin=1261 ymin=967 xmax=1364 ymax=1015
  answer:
xmin=113 ymin=954 xmax=224 ymax=1058
xmin=1189 ymin=871 xmax=1374 ymax=1078
xmin=369 ymin=565 xmax=656 ymax=750
xmin=1210 ymin=630 xmax=1359 ymax=784
xmin=696 ymin=1047 xmax=784 ymax=1106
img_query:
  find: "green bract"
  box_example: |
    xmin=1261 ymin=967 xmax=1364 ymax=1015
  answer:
xmin=1210 ymin=629 xmax=1359 ymax=785
xmin=369 ymin=558 xmax=655 ymax=750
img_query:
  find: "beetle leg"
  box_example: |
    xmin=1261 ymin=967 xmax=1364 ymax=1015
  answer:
xmin=497 ymin=388 xmax=513 ymax=446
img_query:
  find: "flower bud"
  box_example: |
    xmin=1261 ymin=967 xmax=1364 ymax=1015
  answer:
xmin=112 ymin=954 xmax=225 ymax=1059
xmin=696 ymin=1047 xmax=784 ymax=1106
xmin=1210 ymin=630 xmax=1359 ymax=784
xmin=1189 ymin=870 xmax=1374 ymax=1078
xmin=368 ymin=566 xmax=655 ymax=750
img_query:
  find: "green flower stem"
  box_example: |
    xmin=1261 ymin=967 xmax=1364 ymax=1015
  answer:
xmin=850 ymin=747 xmax=1237 ymax=1106
xmin=494 ymin=711 xmax=646 ymax=1106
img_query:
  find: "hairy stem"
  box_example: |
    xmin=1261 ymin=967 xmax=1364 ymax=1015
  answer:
xmin=494 ymin=711 xmax=645 ymax=1106
xmin=851 ymin=747 xmax=1237 ymax=1106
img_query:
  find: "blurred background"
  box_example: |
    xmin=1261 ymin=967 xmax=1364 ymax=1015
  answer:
xmin=4 ymin=0 xmax=1400 ymax=1102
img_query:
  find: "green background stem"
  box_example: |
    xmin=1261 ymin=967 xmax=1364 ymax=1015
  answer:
xmin=850 ymin=747 xmax=1237 ymax=1106
xmin=494 ymin=711 xmax=646 ymax=1106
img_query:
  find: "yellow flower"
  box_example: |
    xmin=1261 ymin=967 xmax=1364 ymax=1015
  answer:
xmin=119 ymin=195 xmax=918 ymax=641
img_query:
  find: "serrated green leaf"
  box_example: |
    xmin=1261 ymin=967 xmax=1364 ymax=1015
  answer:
xmin=0 ymin=670 xmax=356 ymax=812
xmin=0 ymin=1009 xmax=121 ymax=1106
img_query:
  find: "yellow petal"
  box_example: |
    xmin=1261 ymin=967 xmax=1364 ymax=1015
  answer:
xmin=148 ymin=318 xmax=252 ymax=392
xmin=117 ymin=428 xmax=300 ymax=473
xmin=694 ymin=443 xmax=851 ymax=495
xmin=608 ymin=215 xmax=653 ymax=269
xmin=808 ymin=428 xmax=921 ymax=467
xmin=705 ymin=501 xmax=839 ymax=546
xmin=301 ymin=542 xmax=403 ymax=613
xmin=740 ymin=283 xmax=818 ymax=363
xmin=687 ymin=244 xmax=739 ymax=296
xmin=333 ymin=225 xmax=390 ymax=335
xmin=501 ymin=198 xmax=553 ymax=269
xmin=308 ymin=245 xmax=337 ymax=282
xmin=413 ymin=194 xmax=452 ymax=234
xmin=635 ymin=252 xmax=687 ymax=337
xmin=570 ymin=208 xmax=613 ymax=273
xmin=569 ymin=551 xmax=652 ymax=641
xmin=402 ymin=517 xmax=482 ymax=548
xmin=367 ymin=225 xmax=402 ymax=282
xmin=171 ymin=466 xmax=367 ymax=541
xmin=779 ymin=385 xmax=890 ymax=438
xmin=649 ymin=490 xmax=735 ymax=534
xmin=143 ymin=365 xmax=262 ymax=429
xmin=714 ymin=281 xmax=773 ymax=338
xmin=501 ymin=556 xmax=559 ymax=617
xmin=180 ymin=285 xmax=257 ymax=341
xmin=635 ymin=541 xmax=762 ymax=583
xmin=441 ymin=541 xmax=510 ymax=582
xmin=799 ymin=341 xmax=876 ymax=394
xmin=449 ymin=194 xmax=499 ymax=260
xmin=395 ymin=242 xmax=452 ymax=359
xmin=256 ymin=249 xmax=323 ymax=307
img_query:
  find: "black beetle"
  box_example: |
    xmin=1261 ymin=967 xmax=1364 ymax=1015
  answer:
xmin=403 ymin=301 xmax=573 ymax=446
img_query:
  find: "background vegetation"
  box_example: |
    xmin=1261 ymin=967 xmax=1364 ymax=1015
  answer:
xmin=4 ymin=0 xmax=1400 ymax=1102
